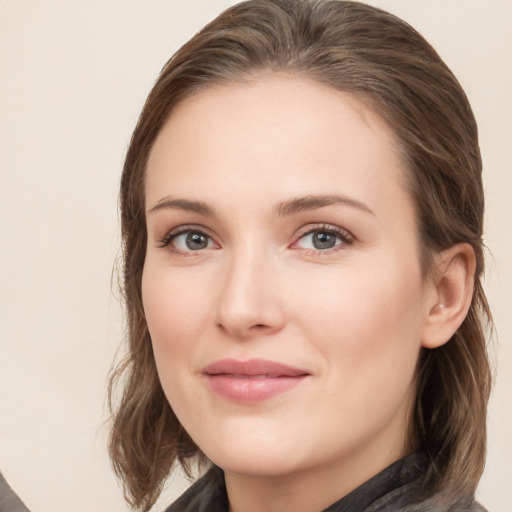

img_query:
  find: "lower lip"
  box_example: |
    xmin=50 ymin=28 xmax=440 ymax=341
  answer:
xmin=205 ymin=374 xmax=307 ymax=403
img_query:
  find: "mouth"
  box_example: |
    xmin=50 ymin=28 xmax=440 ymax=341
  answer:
xmin=202 ymin=358 xmax=310 ymax=403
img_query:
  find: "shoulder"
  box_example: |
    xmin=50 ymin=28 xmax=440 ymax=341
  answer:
xmin=402 ymin=496 xmax=489 ymax=512
xmin=165 ymin=466 xmax=227 ymax=512
xmin=0 ymin=472 xmax=31 ymax=512
xmin=469 ymin=503 xmax=489 ymax=512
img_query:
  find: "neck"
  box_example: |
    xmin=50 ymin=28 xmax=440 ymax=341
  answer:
xmin=225 ymin=441 xmax=410 ymax=512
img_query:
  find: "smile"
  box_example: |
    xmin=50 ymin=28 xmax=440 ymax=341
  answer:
xmin=202 ymin=358 xmax=310 ymax=403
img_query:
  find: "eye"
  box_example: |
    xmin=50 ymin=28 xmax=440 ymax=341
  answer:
xmin=160 ymin=228 xmax=217 ymax=253
xmin=294 ymin=225 xmax=353 ymax=252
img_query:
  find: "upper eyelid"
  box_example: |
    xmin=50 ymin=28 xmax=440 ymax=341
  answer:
xmin=168 ymin=224 xmax=211 ymax=235
xmin=293 ymin=223 xmax=353 ymax=240
xmin=163 ymin=224 xmax=214 ymax=237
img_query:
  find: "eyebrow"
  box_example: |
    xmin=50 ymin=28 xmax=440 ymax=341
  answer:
xmin=276 ymin=194 xmax=374 ymax=217
xmin=147 ymin=194 xmax=374 ymax=218
xmin=147 ymin=197 xmax=216 ymax=216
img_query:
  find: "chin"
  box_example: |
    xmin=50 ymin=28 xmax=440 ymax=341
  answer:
xmin=195 ymin=422 xmax=307 ymax=477
xmin=210 ymin=451 xmax=303 ymax=478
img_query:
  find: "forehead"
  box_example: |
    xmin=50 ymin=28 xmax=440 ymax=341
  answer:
xmin=145 ymin=75 xmax=412 ymax=226
xmin=150 ymin=74 xmax=400 ymax=166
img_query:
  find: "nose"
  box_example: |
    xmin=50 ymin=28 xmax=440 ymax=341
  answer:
xmin=214 ymin=246 xmax=286 ymax=339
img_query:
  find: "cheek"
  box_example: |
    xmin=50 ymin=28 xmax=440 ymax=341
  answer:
xmin=291 ymin=255 xmax=425 ymax=376
xmin=289 ymin=260 xmax=425 ymax=449
xmin=141 ymin=261 xmax=214 ymax=425
xmin=141 ymin=262 xmax=210 ymax=368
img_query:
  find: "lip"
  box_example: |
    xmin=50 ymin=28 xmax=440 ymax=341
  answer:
xmin=202 ymin=358 xmax=310 ymax=404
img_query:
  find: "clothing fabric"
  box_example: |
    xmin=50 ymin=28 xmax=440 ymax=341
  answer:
xmin=165 ymin=453 xmax=488 ymax=512
xmin=0 ymin=473 xmax=30 ymax=512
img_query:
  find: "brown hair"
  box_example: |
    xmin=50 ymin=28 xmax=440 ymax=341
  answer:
xmin=109 ymin=1 xmax=492 ymax=510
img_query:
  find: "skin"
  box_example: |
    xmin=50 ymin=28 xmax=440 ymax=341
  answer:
xmin=142 ymin=75 xmax=472 ymax=512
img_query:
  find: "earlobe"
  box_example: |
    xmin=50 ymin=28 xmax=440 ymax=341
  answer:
xmin=421 ymin=243 xmax=476 ymax=349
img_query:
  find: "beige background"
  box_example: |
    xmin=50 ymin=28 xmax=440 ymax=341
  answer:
xmin=0 ymin=1 xmax=510 ymax=511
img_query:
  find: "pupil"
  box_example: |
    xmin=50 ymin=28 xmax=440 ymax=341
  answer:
xmin=313 ymin=232 xmax=335 ymax=249
xmin=186 ymin=232 xmax=208 ymax=250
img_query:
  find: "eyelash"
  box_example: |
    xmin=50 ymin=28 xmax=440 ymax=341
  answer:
xmin=158 ymin=225 xmax=214 ymax=255
xmin=157 ymin=223 xmax=354 ymax=255
xmin=293 ymin=224 xmax=354 ymax=254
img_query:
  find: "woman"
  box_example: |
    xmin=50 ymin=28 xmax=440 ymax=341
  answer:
xmin=109 ymin=1 xmax=492 ymax=511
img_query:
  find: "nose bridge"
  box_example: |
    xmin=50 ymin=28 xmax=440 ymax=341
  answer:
xmin=215 ymin=240 xmax=283 ymax=337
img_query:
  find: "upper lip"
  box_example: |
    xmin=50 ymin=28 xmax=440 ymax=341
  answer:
xmin=202 ymin=358 xmax=310 ymax=378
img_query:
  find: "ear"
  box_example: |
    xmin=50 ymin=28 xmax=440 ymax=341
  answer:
xmin=421 ymin=243 xmax=476 ymax=349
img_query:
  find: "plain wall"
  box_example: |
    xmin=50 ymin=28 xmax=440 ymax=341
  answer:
xmin=1 ymin=1 xmax=510 ymax=511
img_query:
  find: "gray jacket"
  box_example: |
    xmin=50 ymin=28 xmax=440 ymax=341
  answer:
xmin=165 ymin=453 xmax=488 ymax=512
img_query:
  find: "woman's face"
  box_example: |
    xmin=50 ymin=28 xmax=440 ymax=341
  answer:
xmin=142 ymin=76 xmax=435 ymax=488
